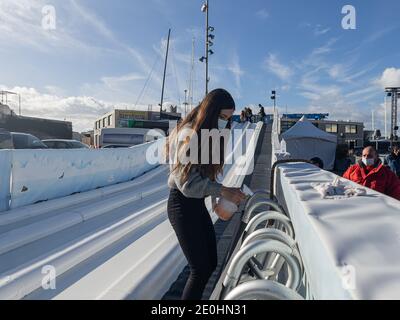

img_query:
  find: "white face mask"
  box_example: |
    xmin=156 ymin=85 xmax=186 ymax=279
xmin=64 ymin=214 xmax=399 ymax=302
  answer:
xmin=362 ymin=158 xmax=375 ymax=167
xmin=218 ymin=118 xmax=228 ymax=130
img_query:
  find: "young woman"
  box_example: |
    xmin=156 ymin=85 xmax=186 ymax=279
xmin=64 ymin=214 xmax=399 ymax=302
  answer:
xmin=166 ymin=88 xmax=245 ymax=300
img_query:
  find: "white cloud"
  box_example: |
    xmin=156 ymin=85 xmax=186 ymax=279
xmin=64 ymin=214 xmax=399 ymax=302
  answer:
xmin=0 ymin=0 xmax=155 ymax=81
xmin=345 ymin=86 xmax=379 ymax=99
xmin=69 ymin=0 xmax=114 ymax=41
xmin=314 ymin=25 xmax=330 ymax=36
xmin=298 ymin=76 xmax=383 ymax=130
xmin=303 ymin=91 xmax=367 ymax=124
xmin=341 ymin=66 xmax=376 ymax=83
xmin=321 ymin=60 xmax=376 ymax=84
xmin=300 ymin=23 xmax=330 ymax=37
xmin=311 ymin=38 xmax=339 ymax=56
xmin=101 ymin=73 xmax=146 ymax=90
xmin=44 ymin=85 xmax=67 ymax=96
xmin=264 ymin=54 xmax=293 ymax=81
xmin=300 ymin=72 xmax=340 ymax=99
xmin=0 ymin=0 xmax=105 ymax=53
xmin=69 ymin=0 xmax=159 ymax=83
xmin=0 ymin=85 xmax=154 ymax=132
xmin=376 ymin=68 xmax=400 ymax=88
xmin=0 ymin=0 xmax=210 ymax=116
xmin=327 ymin=64 xmax=344 ymax=79
xmin=227 ymin=53 xmax=244 ymax=92
xmin=256 ymin=9 xmax=270 ymax=19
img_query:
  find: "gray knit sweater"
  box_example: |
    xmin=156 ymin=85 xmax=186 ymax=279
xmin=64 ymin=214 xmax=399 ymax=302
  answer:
xmin=168 ymin=166 xmax=222 ymax=199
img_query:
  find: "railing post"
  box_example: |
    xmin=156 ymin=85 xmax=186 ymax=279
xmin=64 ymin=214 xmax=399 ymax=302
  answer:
xmin=224 ymin=280 xmax=303 ymax=300
xmin=0 ymin=151 xmax=12 ymax=212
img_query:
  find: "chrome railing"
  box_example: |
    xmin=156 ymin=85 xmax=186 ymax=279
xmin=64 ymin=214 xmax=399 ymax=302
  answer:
xmin=220 ymin=191 xmax=305 ymax=300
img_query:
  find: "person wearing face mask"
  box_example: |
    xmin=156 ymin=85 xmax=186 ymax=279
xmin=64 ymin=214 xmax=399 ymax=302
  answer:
xmin=385 ymin=145 xmax=400 ymax=178
xmin=343 ymin=146 xmax=400 ymax=200
xmin=166 ymin=88 xmax=246 ymax=300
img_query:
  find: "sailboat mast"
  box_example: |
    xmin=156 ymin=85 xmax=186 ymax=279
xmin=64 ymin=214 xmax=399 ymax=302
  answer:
xmin=160 ymin=28 xmax=171 ymax=116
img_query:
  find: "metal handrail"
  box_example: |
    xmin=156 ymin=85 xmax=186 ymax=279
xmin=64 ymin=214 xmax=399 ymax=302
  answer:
xmin=221 ymin=240 xmax=301 ymax=297
xmin=224 ymin=280 xmax=304 ymax=300
xmin=246 ymin=200 xmax=285 ymax=217
xmin=243 ymin=211 xmax=294 ymax=239
xmin=270 ymin=159 xmax=311 ymax=200
xmin=241 ymin=228 xmax=304 ymax=279
xmin=243 ymin=190 xmax=270 ymax=214
xmin=241 ymin=228 xmax=294 ymax=249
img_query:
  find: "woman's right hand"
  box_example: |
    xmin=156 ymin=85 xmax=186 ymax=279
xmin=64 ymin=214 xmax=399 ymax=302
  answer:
xmin=220 ymin=186 xmax=246 ymax=206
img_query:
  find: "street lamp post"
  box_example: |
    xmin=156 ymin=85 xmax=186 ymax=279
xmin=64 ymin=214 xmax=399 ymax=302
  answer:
xmin=0 ymin=91 xmax=20 ymax=115
xmin=200 ymin=1 xmax=214 ymax=97
xmin=271 ymin=90 xmax=277 ymax=113
xmin=205 ymin=0 xmax=209 ymax=96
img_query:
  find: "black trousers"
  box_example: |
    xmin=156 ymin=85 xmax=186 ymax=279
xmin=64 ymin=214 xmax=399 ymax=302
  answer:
xmin=167 ymin=188 xmax=218 ymax=300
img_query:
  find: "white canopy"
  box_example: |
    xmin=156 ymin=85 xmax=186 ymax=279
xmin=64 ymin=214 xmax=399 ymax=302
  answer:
xmin=280 ymin=116 xmax=337 ymax=170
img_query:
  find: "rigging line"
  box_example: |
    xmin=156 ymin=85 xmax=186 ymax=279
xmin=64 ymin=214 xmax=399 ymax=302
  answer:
xmin=187 ymin=38 xmax=194 ymax=93
xmin=170 ymin=41 xmax=181 ymax=107
xmin=189 ymin=37 xmax=196 ymax=110
xmin=191 ymin=56 xmax=198 ymax=108
xmin=134 ymin=53 xmax=161 ymax=108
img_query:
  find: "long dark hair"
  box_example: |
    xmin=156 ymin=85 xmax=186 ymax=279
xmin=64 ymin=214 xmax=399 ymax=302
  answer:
xmin=166 ymin=88 xmax=235 ymax=184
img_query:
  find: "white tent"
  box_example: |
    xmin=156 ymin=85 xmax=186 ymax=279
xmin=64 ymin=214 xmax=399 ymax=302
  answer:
xmin=280 ymin=116 xmax=337 ymax=170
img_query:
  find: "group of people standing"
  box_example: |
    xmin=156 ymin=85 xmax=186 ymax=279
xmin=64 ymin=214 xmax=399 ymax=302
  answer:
xmin=240 ymin=107 xmax=253 ymax=122
xmin=239 ymin=105 xmax=266 ymax=123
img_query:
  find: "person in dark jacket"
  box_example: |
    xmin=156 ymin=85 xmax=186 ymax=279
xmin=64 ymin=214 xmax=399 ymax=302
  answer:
xmin=258 ymin=105 xmax=266 ymax=122
xmin=245 ymin=107 xmax=253 ymax=122
xmin=385 ymin=145 xmax=400 ymax=178
xmin=240 ymin=110 xmax=246 ymax=123
xmin=334 ymin=144 xmax=352 ymax=176
xmin=310 ymin=157 xmax=324 ymax=169
xmin=343 ymin=146 xmax=400 ymax=201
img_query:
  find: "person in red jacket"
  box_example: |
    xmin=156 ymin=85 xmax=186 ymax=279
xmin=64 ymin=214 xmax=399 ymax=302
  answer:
xmin=343 ymin=146 xmax=400 ymax=200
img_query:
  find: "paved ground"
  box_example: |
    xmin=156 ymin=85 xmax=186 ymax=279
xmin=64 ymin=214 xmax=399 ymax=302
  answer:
xmin=162 ymin=124 xmax=272 ymax=300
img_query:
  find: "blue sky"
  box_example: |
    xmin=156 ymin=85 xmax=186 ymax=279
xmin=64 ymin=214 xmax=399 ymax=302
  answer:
xmin=1 ymin=0 xmax=400 ymax=132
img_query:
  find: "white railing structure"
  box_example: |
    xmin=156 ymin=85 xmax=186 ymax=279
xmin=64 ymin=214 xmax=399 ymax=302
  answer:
xmin=223 ymin=122 xmax=263 ymax=187
xmin=216 ymin=114 xmax=400 ymax=301
xmin=0 ymin=121 xmax=263 ymax=300
xmin=271 ymin=110 xmax=290 ymax=166
xmin=216 ymin=113 xmax=400 ymax=300
xmin=274 ymin=162 xmax=400 ymax=300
